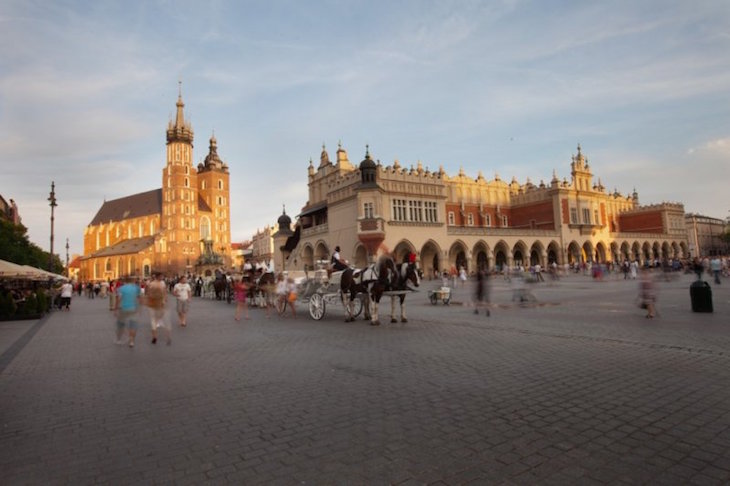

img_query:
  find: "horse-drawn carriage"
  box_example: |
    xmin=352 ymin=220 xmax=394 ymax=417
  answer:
xmin=296 ymin=266 xmax=365 ymax=320
xmin=297 ymin=257 xmax=421 ymax=325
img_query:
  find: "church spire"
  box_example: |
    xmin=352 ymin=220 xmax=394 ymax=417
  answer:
xmin=167 ymin=82 xmax=194 ymax=145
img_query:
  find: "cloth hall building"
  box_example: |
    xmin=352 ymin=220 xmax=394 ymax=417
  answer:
xmin=274 ymin=143 xmax=688 ymax=276
xmin=79 ymin=92 xmax=232 ymax=281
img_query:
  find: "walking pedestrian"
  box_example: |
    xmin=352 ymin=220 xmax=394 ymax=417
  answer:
xmin=710 ymin=257 xmax=722 ymax=284
xmin=59 ymin=280 xmax=73 ymax=311
xmin=286 ymin=277 xmax=298 ymax=318
xmin=474 ymin=266 xmax=491 ymax=316
xmin=638 ymin=269 xmax=657 ymax=318
xmin=115 ymin=276 xmax=142 ymax=348
xmin=234 ymin=276 xmax=250 ymax=321
xmin=146 ymin=272 xmax=171 ymax=345
xmin=173 ymin=275 xmax=192 ymax=327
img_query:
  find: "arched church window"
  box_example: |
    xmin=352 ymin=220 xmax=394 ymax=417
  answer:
xmin=200 ymin=216 xmax=211 ymax=240
xmin=218 ymin=180 xmax=223 ymax=190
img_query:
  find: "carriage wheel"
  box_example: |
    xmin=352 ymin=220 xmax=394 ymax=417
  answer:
xmin=309 ymin=293 xmax=325 ymax=320
xmin=352 ymin=295 xmax=363 ymax=317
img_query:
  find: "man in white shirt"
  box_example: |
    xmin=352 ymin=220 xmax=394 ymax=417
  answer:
xmin=60 ymin=281 xmax=74 ymax=310
xmin=173 ymin=276 xmax=192 ymax=327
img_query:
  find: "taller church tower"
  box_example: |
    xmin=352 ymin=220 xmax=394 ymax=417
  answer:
xmin=162 ymin=84 xmax=199 ymax=273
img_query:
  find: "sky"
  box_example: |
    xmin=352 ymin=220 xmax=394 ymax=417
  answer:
xmin=1 ymin=0 xmax=729 ymax=260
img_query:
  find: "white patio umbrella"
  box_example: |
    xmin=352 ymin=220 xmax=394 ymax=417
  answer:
xmin=0 ymin=259 xmax=36 ymax=279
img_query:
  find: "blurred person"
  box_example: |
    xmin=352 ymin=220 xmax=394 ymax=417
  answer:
xmin=286 ymin=277 xmax=298 ymax=318
xmin=474 ymin=266 xmax=491 ymax=317
xmin=234 ymin=276 xmax=250 ymax=321
xmin=59 ymin=280 xmax=73 ymax=311
xmin=710 ymin=257 xmax=722 ymax=284
xmin=638 ymin=269 xmax=657 ymax=319
xmin=146 ymin=272 xmax=170 ymax=345
xmin=115 ymin=276 xmax=142 ymax=348
xmin=173 ymin=275 xmax=192 ymax=327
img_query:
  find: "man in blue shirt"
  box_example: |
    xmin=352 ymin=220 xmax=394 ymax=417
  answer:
xmin=115 ymin=277 xmax=142 ymax=348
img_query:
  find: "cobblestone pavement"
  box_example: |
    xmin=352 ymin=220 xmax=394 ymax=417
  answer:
xmin=1 ymin=272 xmax=729 ymax=485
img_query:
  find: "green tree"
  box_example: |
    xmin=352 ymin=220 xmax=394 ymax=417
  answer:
xmin=0 ymin=219 xmax=63 ymax=273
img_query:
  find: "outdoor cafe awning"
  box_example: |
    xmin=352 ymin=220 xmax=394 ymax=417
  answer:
xmin=0 ymin=259 xmax=66 ymax=281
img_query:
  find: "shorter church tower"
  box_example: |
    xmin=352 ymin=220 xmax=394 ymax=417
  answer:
xmin=197 ymin=134 xmax=232 ymax=265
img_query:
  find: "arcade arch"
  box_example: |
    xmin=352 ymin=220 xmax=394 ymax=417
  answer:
xmin=448 ymin=240 xmax=468 ymax=272
xmin=420 ymin=240 xmax=442 ymax=278
xmin=512 ymin=240 xmax=528 ymax=267
xmin=546 ymin=241 xmax=561 ymax=265
xmin=493 ymin=240 xmax=510 ymax=270
xmin=472 ymin=240 xmax=490 ymax=271
xmin=529 ymin=241 xmax=545 ymax=266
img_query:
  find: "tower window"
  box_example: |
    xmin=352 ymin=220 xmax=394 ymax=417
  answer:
xmin=218 ymin=180 xmax=223 ymax=190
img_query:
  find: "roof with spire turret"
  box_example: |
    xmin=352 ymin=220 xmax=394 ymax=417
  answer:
xmin=166 ymin=82 xmax=194 ymax=145
xmin=199 ymin=133 xmax=229 ymax=173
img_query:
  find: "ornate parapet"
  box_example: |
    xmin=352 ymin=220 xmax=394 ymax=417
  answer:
xmin=302 ymin=223 xmax=329 ymax=238
xmin=447 ymin=227 xmax=559 ymax=237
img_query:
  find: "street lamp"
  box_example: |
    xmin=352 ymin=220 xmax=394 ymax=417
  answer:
xmin=48 ymin=181 xmax=57 ymax=272
xmin=65 ymin=238 xmax=70 ymax=278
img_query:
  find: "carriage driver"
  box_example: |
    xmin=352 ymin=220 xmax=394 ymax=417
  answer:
xmin=331 ymin=246 xmax=349 ymax=272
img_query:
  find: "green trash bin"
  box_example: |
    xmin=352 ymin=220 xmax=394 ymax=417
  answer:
xmin=690 ymin=280 xmax=713 ymax=313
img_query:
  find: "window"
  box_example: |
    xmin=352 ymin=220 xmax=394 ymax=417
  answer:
xmin=185 ymin=165 xmax=189 ymax=175
xmin=200 ymin=217 xmax=211 ymax=240
xmin=184 ymin=177 xmax=189 ymax=188
xmin=363 ymin=202 xmax=374 ymax=219
xmin=218 ymin=180 xmax=223 ymax=190
xmin=448 ymin=211 xmax=455 ymax=225
xmin=425 ymin=202 xmax=438 ymax=222
xmin=484 ymin=214 xmax=491 ymax=227
xmin=392 ymin=199 xmax=407 ymax=221
xmin=467 ymin=213 xmax=474 ymax=226
xmin=501 ymin=215 xmax=508 ymax=227
xmin=570 ymin=208 xmax=578 ymax=224
xmin=594 ymin=209 xmax=599 ymax=225
xmin=138 ymin=222 xmax=143 ymax=236
xmin=409 ymin=200 xmax=423 ymax=222
xmin=127 ymin=226 xmax=132 ymax=238
xmin=393 ymin=199 xmax=436 ymax=222
xmin=582 ymin=208 xmax=591 ymax=224
xmin=202 ymin=180 xmax=207 ymax=190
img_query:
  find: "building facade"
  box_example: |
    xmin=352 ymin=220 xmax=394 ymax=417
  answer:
xmin=685 ymin=213 xmax=729 ymax=257
xmin=279 ymin=143 xmax=689 ymax=276
xmin=251 ymin=224 xmax=278 ymax=264
xmin=79 ymin=91 xmax=232 ymax=281
xmin=0 ymin=195 xmax=21 ymax=225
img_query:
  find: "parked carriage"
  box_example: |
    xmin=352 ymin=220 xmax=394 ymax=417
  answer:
xmin=299 ymin=268 xmax=364 ymax=320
